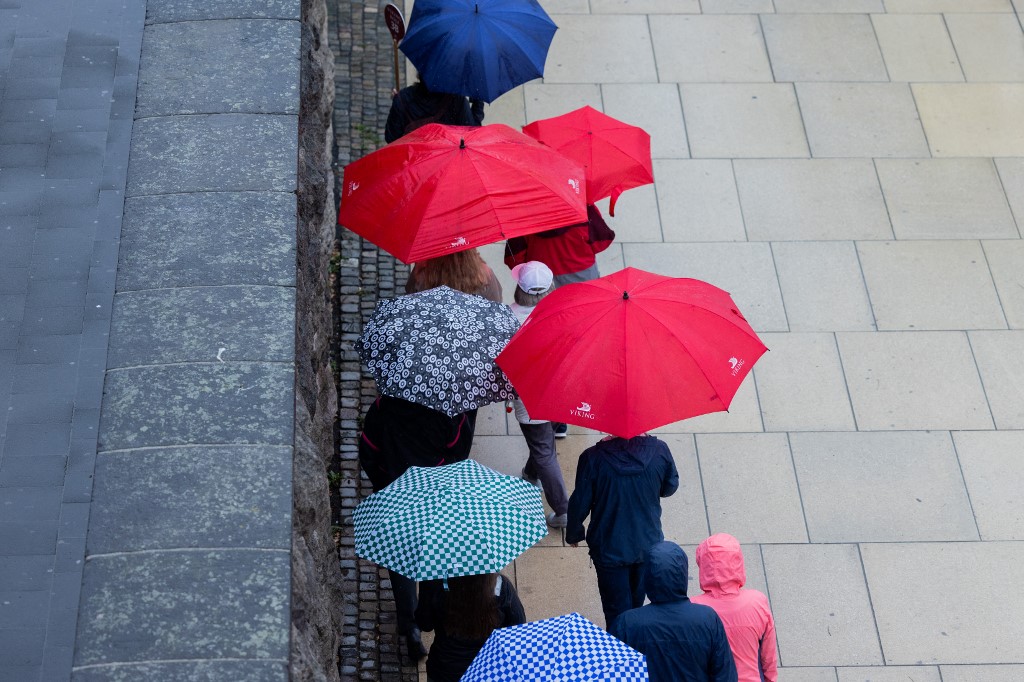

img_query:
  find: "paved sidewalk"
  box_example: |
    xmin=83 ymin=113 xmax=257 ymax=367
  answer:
xmin=459 ymin=2 xmax=1024 ymax=681
xmin=0 ymin=0 xmax=144 ymax=679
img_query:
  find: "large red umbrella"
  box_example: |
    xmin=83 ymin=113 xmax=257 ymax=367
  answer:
xmin=338 ymin=123 xmax=588 ymax=264
xmin=496 ymin=267 xmax=768 ymax=438
xmin=522 ymin=106 xmax=653 ymax=216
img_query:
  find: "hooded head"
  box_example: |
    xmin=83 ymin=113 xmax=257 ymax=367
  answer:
xmin=695 ymin=533 xmax=746 ymax=597
xmin=643 ymin=541 xmax=690 ymax=604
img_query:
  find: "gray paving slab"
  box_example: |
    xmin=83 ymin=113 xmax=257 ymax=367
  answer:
xmin=74 ymin=550 xmax=289 ymax=666
xmin=88 ymin=445 xmax=291 ymax=553
xmin=649 ymin=15 xmax=773 ymax=83
xmin=771 ymin=242 xmax=875 ymax=332
xmin=994 ymin=157 xmax=1024 ymax=232
xmin=876 ymin=159 xmax=1018 ymax=239
xmin=761 ymin=14 xmax=888 ymax=82
xmin=791 ymin=431 xmax=979 ymax=542
xmin=983 ymin=240 xmax=1024 ymax=329
xmin=117 ymin=192 xmax=297 ymax=290
xmin=858 ymin=240 xmax=1006 ymax=331
xmin=945 ymin=13 xmax=1024 ymax=82
xmin=696 ymin=433 xmax=808 ymax=543
xmin=837 ymin=331 xmax=993 ymax=430
xmin=954 ymin=431 xmax=1024 ymax=540
xmin=969 ymin=330 xmax=1024 ymax=428
xmin=940 ymin=665 xmax=1024 ymax=681
xmin=734 ymin=159 xmax=892 ymax=241
xmin=796 ymin=83 xmax=930 ymax=158
xmin=653 ymin=160 xmax=745 ymax=242
xmin=136 ymin=20 xmax=300 ymax=117
xmin=755 ymin=333 xmax=856 ymax=431
xmin=763 ymin=544 xmax=883 ymax=667
xmin=98 ymin=363 xmax=294 ymax=451
xmin=107 ymin=286 xmax=294 ymax=367
xmin=862 ymin=542 xmax=1024 ymax=664
xmin=681 ymin=83 xmax=809 ymax=158
xmin=125 ymin=114 xmax=297 ymax=196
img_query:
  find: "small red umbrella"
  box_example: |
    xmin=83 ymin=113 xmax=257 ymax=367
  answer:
xmin=338 ymin=123 xmax=588 ymax=264
xmin=496 ymin=267 xmax=768 ymax=438
xmin=522 ymin=106 xmax=654 ymax=216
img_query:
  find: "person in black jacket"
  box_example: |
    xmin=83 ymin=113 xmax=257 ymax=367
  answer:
xmin=610 ymin=541 xmax=737 ymax=682
xmin=566 ymin=434 xmax=679 ymax=628
xmin=384 ymin=75 xmax=484 ymax=143
xmin=358 ymin=395 xmax=477 ymax=661
xmin=415 ymin=572 xmax=526 ymax=682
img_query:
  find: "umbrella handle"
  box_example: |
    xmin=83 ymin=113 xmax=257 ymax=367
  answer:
xmin=392 ymin=39 xmax=401 ymax=94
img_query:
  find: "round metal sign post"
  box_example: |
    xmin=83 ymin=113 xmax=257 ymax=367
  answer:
xmin=384 ymin=3 xmax=406 ymax=94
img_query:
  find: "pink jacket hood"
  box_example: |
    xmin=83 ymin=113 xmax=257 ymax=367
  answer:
xmin=696 ymin=533 xmax=746 ymax=597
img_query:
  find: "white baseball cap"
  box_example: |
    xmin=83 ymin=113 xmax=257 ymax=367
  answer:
xmin=511 ymin=261 xmax=553 ymax=294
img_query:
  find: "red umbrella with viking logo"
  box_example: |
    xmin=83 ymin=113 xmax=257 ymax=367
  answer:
xmin=496 ymin=267 xmax=768 ymax=438
xmin=338 ymin=123 xmax=588 ymax=264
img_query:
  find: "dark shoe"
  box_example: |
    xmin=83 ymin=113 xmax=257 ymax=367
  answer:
xmin=553 ymin=422 xmax=568 ymax=439
xmin=405 ymin=627 xmax=427 ymax=662
xmin=520 ymin=467 xmax=541 ymax=488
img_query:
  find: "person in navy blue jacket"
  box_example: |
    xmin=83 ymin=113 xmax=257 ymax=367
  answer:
xmin=611 ymin=541 xmax=738 ymax=682
xmin=565 ymin=434 xmax=679 ymax=627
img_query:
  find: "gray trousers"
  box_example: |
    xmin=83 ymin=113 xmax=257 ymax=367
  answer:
xmin=519 ymin=421 xmax=569 ymax=516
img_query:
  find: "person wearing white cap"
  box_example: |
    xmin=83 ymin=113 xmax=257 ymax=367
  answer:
xmin=508 ymin=261 xmax=569 ymax=528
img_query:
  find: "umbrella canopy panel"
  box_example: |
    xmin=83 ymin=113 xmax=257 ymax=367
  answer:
xmin=357 ymin=286 xmax=520 ymax=416
xmin=462 ymin=612 xmax=649 ymax=681
xmin=523 ymin=105 xmax=654 ymax=213
xmin=497 ymin=267 xmax=768 ymax=438
xmin=400 ymin=0 xmax=558 ymax=103
xmin=339 ymin=123 xmax=588 ymax=263
xmin=353 ymin=460 xmax=547 ymax=581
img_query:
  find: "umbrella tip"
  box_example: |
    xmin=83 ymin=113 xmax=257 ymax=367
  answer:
xmin=460 ymin=138 xmax=466 ymax=149
xmin=475 ymin=3 xmax=478 ymax=11
xmin=622 ymin=291 xmax=629 ymax=300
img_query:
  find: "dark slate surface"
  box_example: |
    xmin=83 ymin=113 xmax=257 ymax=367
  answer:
xmin=98 ymin=363 xmax=294 ymax=451
xmin=0 ymin=0 xmax=146 ymax=679
xmin=73 ymin=550 xmax=290 ymax=666
xmin=87 ymin=445 xmax=291 ymax=553
xmin=107 ymin=286 xmax=295 ymax=367
xmin=146 ymin=0 xmax=300 ymax=24
xmin=136 ymin=20 xmax=300 ymax=117
xmin=117 ymin=192 xmax=296 ymax=290
xmin=125 ymin=114 xmax=298 ymax=195
xmin=73 ymin=661 xmax=289 ymax=682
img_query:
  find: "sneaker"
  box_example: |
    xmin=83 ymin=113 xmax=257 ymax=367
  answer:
xmin=546 ymin=512 xmax=567 ymax=529
xmin=553 ymin=422 xmax=568 ymax=439
xmin=520 ymin=468 xmax=541 ymax=488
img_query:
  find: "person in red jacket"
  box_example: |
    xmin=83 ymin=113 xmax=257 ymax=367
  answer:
xmin=690 ymin=534 xmax=777 ymax=682
xmin=504 ymin=204 xmax=614 ymax=287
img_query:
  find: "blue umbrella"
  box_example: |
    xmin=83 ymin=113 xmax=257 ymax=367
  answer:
xmin=461 ymin=612 xmax=649 ymax=681
xmin=399 ymin=0 xmax=558 ymax=103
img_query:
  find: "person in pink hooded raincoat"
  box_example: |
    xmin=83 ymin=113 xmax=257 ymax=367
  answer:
xmin=691 ymin=534 xmax=778 ymax=682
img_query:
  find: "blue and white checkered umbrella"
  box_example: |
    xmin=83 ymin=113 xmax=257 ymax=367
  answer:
xmin=353 ymin=459 xmax=546 ymax=581
xmin=462 ymin=612 xmax=648 ymax=681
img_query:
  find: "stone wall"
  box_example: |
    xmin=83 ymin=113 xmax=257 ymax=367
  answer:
xmin=74 ymin=0 xmax=317 ymax=679
xmin=292 ymin=0 xmax=345 ymax=680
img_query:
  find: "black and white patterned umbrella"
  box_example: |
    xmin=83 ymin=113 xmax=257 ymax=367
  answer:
xmin=357 ymin=286 xmax=520 ymax=416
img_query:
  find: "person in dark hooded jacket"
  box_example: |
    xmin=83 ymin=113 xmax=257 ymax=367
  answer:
xmin=358 ymin=395 xmax=477 ymax=662
xmin=384 ymin=76 xmax=484 ymax=143
xmin=610 ymin=541 xmax=737 ymax=682
xmin=565 ymin=434 xmax=679 ymax=627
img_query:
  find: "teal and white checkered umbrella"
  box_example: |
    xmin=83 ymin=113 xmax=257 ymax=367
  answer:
xmin=353 ymin=459 xmax=547 ymax=581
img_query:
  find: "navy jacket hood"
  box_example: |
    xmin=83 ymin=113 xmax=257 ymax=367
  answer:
xmin=645 ymin=541 xmax=690 ymax=604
